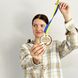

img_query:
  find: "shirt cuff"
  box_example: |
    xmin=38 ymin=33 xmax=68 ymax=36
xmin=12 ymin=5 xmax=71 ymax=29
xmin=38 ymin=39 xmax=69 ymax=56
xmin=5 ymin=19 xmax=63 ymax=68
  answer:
xmin=65 ymin=19 xmax=76 ymax=32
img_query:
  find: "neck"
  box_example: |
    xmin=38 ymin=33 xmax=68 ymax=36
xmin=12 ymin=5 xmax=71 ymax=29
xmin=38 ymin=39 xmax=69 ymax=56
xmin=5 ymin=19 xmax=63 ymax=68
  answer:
xmin=34 ymin=37 xmax=40 ymax=44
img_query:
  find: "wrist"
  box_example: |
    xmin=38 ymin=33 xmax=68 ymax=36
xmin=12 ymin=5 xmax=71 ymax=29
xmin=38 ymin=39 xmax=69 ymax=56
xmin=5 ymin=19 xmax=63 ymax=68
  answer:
xmin=63 ymin=13 xmax=72 ymax=23
xmin=64 ymin=18 xmax=72 ymax=23
xmin=33 ymin=58 xmax=40 ymax=65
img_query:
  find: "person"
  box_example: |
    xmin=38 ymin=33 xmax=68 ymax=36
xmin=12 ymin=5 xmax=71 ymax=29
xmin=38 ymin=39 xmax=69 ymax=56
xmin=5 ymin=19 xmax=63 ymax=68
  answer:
xmin=20 ymin=2 xmax=78 ymax=78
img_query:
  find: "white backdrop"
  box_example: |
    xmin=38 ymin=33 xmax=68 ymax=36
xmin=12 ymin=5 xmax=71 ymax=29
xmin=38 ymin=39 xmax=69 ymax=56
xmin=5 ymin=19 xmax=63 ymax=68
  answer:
xmin=0 ymin=0 xmax=78 ymax=78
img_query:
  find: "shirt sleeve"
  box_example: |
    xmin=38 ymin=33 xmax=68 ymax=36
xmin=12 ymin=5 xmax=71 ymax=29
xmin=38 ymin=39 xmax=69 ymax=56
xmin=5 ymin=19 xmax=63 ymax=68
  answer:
xmin=20 ymin=43 xmax=42 ymax=70
xmin=58 ymin=20 xmax=78 ymax=58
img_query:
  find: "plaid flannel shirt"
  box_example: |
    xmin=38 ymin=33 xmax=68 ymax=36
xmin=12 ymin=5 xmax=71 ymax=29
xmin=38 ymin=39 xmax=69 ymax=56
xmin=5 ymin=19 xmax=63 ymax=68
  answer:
xmin=20 ymin=20 xmax=78 ymax=78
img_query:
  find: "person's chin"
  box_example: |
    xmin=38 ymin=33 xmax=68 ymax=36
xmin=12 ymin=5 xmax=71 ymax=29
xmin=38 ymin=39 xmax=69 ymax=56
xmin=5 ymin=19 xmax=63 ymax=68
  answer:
xmin=36 ymin=35 xmax=42 ymax=38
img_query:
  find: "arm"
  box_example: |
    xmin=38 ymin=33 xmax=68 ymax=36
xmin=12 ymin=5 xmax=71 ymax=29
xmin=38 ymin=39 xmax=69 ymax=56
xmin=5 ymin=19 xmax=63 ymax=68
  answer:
xmin=58 ymin=20 xmax=78 ymax=58
xmin=58 ymin=2 xmax=78 ymax=58
xmin=20 ymin=43 xmax=42 ymax=70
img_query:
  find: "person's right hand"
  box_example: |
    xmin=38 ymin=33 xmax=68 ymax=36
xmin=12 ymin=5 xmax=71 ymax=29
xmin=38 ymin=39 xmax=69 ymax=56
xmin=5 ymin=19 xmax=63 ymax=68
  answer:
xmin=30 ymin=43 xmax=45 ymax=64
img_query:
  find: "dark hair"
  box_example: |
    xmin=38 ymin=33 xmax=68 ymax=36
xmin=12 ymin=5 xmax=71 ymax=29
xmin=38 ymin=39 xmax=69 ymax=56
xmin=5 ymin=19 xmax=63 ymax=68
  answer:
xmin=32 ymin=14 xmax=49 ymax=25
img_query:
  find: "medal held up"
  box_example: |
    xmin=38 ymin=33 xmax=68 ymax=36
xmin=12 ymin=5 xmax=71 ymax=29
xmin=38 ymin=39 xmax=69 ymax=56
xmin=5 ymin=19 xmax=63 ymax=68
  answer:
xmin=40 ymin=0 xmax=60 ymax=46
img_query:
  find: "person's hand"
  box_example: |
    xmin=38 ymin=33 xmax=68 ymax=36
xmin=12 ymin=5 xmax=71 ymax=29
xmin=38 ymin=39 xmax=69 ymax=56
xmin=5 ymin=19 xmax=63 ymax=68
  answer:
xmin=30 ymin=43 xmax=45 ymax=64
xmin=59 ymin=2 xmax=72 ymax=23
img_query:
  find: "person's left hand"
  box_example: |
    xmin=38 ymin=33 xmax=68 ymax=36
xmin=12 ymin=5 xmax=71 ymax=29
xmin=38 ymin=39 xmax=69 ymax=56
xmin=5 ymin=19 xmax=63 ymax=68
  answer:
xmin=59 ymin=2 xmax=72 ymax=22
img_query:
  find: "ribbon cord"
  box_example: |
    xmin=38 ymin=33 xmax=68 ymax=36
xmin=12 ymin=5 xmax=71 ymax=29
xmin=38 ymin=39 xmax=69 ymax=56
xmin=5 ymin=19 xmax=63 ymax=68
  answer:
xmin=44 ymin=0 xmax=60 ymax=33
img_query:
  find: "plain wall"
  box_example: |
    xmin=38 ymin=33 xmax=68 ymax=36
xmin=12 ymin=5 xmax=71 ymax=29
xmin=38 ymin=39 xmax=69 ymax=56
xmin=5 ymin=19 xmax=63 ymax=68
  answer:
xmin=0 ymin=0 xmax=78 ymax=78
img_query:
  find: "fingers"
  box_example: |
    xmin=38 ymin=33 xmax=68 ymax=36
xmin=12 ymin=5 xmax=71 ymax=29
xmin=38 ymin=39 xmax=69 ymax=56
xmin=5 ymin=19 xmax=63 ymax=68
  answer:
xmin=31 ymin=44 xmax=43 ymax=53
xmin=38 ymin=48 xmax=45 ymax=56
xmin=31 ymin=43 xmax=45 ymax=56
xmin=34 ymin=46 xmax=44 ymax=56
xmin=59 ymin=2 xmax=69 ymax=9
